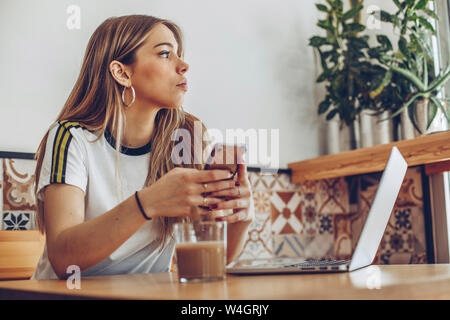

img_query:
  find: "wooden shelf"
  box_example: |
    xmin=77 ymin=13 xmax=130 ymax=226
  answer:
xmin=288 ymin=130 xmax=450 ymax=183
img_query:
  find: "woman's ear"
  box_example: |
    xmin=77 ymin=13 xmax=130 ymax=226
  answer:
xmin=109 ymin=60 xmax=132 ymax=87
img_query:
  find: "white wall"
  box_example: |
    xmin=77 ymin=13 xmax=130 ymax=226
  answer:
xmin=0 ymin=0 xmax=397 ymax=168
xmin=0 ymin=0 xmax=329 ymax=169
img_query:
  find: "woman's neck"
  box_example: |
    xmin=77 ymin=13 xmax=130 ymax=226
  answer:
xmin=121 ymin=101 xmax=161 ymax=148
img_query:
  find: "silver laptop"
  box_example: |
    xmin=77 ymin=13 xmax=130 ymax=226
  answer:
xmin=226 ymin=146 xmax=407 ymax=274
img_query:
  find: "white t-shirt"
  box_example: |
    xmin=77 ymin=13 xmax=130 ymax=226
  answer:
xmin=32 ymin=120 xmax=175 ymax=280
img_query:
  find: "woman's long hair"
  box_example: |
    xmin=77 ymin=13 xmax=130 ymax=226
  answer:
xmin=34 ymin=15 xmax=208 ymax=248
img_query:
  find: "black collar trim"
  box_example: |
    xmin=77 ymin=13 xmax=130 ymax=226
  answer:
xmin=104 ymin=127 xmax=152 ymax=156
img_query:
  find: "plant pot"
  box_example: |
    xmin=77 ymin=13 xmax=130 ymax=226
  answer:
xmin=338 ymin=120 xmax=361 ymax=151
xmin=359 ymin=110 xmax=373 ymax=148
xmin=326 ymin=118 xmax=340 ymax=154
xmin=415 ymin=98 xmax=448 ymax=136
xmin=415 ymin=98 xmax=429 ymax=136
xmin=401 ymin=107 xmax=415 ymax=140
xmin=375 ymin=111 xmax=393 ymax=145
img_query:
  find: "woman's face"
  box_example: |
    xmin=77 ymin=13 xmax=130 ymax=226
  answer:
xmin=128 ymin=23 xmax=189 ymax=109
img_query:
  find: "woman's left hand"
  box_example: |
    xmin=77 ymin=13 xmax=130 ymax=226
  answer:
xmin=205 ymin=163 xmax=255 ymax=224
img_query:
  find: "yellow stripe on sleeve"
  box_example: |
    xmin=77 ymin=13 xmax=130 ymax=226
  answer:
xmin=50 ymin=120 xmax=81 ymax=184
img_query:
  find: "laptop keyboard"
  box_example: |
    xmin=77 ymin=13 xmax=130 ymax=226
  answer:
xmin=283 ymin=259 xmax=351 ymax=268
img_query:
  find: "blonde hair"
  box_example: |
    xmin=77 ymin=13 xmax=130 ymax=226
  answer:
xmin=34 ymin=15 xmax=207 ymax=248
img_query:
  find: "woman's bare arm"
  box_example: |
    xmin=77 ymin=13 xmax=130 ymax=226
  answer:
xmin=44 ymin=168 xmax=234 ymax=279
xmin=44 ymin=184 xmax=148 ymax=279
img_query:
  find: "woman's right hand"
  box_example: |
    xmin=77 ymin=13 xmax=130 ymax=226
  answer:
xmin=138 ymin=167 xmax=237 ymax=219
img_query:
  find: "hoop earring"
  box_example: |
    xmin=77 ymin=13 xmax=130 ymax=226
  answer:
xmin=121 ymin=85 xmax=135 ymax=107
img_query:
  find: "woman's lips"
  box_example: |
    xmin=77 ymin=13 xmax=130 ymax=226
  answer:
xmin=176 ymin=83 xmax=188 ymax=91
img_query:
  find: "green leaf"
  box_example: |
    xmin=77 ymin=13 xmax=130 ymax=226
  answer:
xmin=390 ymin=65 xmax=426 ymax=91
xmin=316 ymin=3 xmax=329 ymax=12
xmin=335 ymin=0 xmax=343 ymax=12
xmin=423 ymin=53 xmax=428 ymax=88
xmin=408 ymin=102 xmax=422 ymax=134
xmin=426 ymin=67 xmax=450 ymax=92
xmin=309 ymin=36 xmax=330 ymax=47
xmin=326 ymin=108 xmax=339 ymax=120
xmin=418 ymin=16 xmax=436 ymax=34
xmin=369 ymin=70 xmax=392 ymax=99
xmin=317 ymin=69 xmax=332 ymax=83
xmin=413 ymin=0 xmax=428 ymax=10
xmin=430 ymin=96 xmax=450 ymax=122
xmin=376 ymin=35 xmax=393 ymax=50
xmin=318 ymin=100 xmax=332 ymax=114
xmin=342 ymin=4 xmax=363 ymax=20
xmin=409 ymin=33 xmax=421 ymax=54
xmin=398 ymin=36 xmax=409 ymax=54
xmin=405 ymin=0 xmax=415 ymax=8
xmin=344 ymin=22 xmax=365 ymax=33
xmin=317 ymin=49 xmax=329 ymax=70
xmin=392 ymin=15 xmax=402 ymax=31
xmin=423 ymin=8 xmax=439 ymax=20
xmin=427 ymin=99 xmax=437 ymax=129
xmin=347 ymin=37 xmax=369 ymax=49
xmin=390 ymin=92 xmax=423 ymax=119
xmin=398 ymin=36 xmax=410 ymax=59
xmin=380 ymin=10 xmax=393 ymax=23
xmin=317 ymin=19 xmax=333 ymax=31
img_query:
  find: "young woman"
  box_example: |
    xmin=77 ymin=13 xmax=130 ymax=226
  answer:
xmin=32 ymin=15 xmax=254 ymax=280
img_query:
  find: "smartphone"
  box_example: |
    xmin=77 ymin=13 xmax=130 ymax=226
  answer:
xmin=201 ymin=143 xmax=247 ymax=206
xmin=204 ymin=143 xmax=247 ymax=179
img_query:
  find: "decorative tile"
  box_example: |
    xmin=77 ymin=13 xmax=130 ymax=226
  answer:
xmin=1 ymin=211 xmax=34 ymax=230
xmin=270 ymin=191 xmax=303 ymax=235
xmin=298 ymin=180 xmax=319 ymax=199
xmin=302 ymin=205 xmax=319 ymax=237
xmin=410 ymin=207 xmax=427 ymax=254
xmin=249 ymin=172 xmax=295 ymax=191
xmin=3 ymin=158 xmax=37 ymax=211
xmin=238 ymin=212 xmax=272 ymax=260
xmin=381 ymin=228 xmax=415 ymax=254
xmin=348 ymin=166 xmax=427 ymax=265
xmin=273 ymin=234 xmax=304 ymax=257
xmin=245 ymin=168 xmax=427 ymax=265
xmin=395 ymin=167 xmax=423 ymax=208
xmin=394 ymin=207 xmax=412 ymax=230
xmin=252 ymin=190 xmax=272 ymax=214
xmin=273 ymin=233 xmax=335 ymax=260
xmin=378 ymin=206 xmax=427 ymax=264
xmin=316 ymin=178 xmax=350 ymax=214
xmin=300 ymin=180 xmax=320 ymax=237
xmin=319 ymin=214 xmax=333 ymax=234
xmin=333 ymin=214 xmax=352 ymax=260
xmin=410 ymin=252 xmax=428 ymax=264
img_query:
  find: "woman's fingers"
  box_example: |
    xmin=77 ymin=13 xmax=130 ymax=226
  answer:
xmin=208 ymin=198 xmax=250 ymax=211
xmin=206 ymin=185 xmax=251 ymax=198
xmin=218 ymin=211 xmax=247 ymax=224
xmin=193 ymin=169 xmax=233 ymax=183
xmin=195 ymin=206 xmax=214 ymax=216
xmin=199 ymin=179 xmax=236 ymax=195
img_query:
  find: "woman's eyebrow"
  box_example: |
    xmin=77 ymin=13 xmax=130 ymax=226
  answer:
xmin=153 ymin=42 xmax=175 ymax=48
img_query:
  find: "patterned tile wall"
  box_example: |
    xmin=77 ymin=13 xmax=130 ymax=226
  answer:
xmin=0 ymin=157 xmax=428 ymax=265
xmin=1 ymin=158 xmax=37 ymax=230
xmin=239 ymin=167 xmax=428 ymax=265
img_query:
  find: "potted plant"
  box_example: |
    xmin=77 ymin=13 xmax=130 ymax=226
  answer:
xmin=309 ymin=0 xmax=386 ymax=149
xmin=368 ymin=0 xmax=450 ymax=135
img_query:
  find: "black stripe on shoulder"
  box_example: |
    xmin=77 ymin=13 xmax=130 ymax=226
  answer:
xmin=61 ymin=133 xmax=73 ymax=184
xmin=50 ymin=120 xmax=82 ymax=184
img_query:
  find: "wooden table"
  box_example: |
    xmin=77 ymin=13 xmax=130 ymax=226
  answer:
xmin=1 ymin=264 xmax=450 ymax=300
